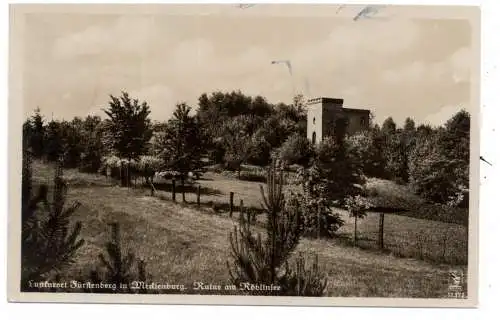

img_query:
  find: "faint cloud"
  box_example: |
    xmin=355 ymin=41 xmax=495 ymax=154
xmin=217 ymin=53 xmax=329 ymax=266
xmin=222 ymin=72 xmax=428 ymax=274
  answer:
xmin=450 ymin=47 xmax=471 ymax=83
xmin=130 ymin=85 xmax=177 ymax=120
xmin=52 ymin=15 xmax=162 ymax=59
xmin=423 ymin=104 xmax=466 ymax=126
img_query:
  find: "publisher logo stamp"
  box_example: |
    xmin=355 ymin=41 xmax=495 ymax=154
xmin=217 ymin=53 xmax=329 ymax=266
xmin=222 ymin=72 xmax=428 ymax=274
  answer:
xmin=447 ymin=269 xmax=466 ymax=299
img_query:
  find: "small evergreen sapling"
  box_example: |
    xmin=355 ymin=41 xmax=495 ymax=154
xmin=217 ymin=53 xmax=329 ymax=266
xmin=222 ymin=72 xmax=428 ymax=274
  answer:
xmin=227 ymin=162 xmax=328 ymax=296
xmin=89 ymin=223 xmax=151 ymax=294
xmin=21 ymin=151 xmax=84 ymax=291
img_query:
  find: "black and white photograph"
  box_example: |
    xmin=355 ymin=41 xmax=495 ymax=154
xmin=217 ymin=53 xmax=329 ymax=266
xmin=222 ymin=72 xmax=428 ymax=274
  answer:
xmin=7 ymin=3 xmax=480 ymax=307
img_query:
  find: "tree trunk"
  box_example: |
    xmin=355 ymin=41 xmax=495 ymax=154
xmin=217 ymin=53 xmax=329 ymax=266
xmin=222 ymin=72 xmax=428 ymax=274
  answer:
xmin=378 ymin=213 xmax=385 ymax=250
xmin=181 ymin=176 xmax=186 ymax=203
xmin=354 ymin=215 xmax=358 ymax=247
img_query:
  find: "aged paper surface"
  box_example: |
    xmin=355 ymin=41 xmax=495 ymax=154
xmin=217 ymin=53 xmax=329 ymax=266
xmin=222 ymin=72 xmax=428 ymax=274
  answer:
xmin=8 ymin=3 xmax=480 ymax=307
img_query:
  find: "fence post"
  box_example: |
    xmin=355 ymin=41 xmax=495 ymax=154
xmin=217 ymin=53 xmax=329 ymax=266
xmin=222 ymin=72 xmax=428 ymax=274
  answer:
xmin=229 ymin=192 xmax=234 ymax=217
xmin=378 ymin=213 xmax=385 ymax=250
xmin=172 ymin=179 xmax=176 ymax=202
xmin=239 ymin=199 xmax=244 ymax=221
xmin=181 ymin=178 xmax=186 ymax=203
xmin=197 ymin=185 xmax=201 ymax=207
xmin=239 ymin=201 xmax=244 ymax=222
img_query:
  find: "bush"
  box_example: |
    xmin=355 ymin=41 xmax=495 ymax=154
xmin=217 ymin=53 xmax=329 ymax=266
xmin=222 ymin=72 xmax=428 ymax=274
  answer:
xmin=346 ymin=131 xmax=386 ymax=178
xmin=276 ymin=132 xmax=314 ymax=167
xmin=290 ymin=166 xmax=345 ymax=238
xmin=315 ymin=136 xmax=366 ymax=204
xmin=238 ymin=170 xmax=268 ymax=183
xmin=409 ymin=136 xmax=468 ymax=205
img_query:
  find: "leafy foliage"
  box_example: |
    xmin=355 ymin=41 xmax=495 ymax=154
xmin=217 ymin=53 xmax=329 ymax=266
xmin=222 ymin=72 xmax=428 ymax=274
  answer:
xmin=408 ymin=110 xmax=469 ymax=206
xmin=220 ymin=115 xmax=255 ymax=177
xmin=27 ymin=108 xmax=46 ymax=158
xmin=346 ymin=130 xmax=386 ymax=178
xmin=80 ymin=116 xmax=105 ymax=173
xmin=159 ymin=103 xmax=204 ymax=179
xmin=276 ymin=132 xmax=314 ymax=167
xmin=344 ymin=195 xmax=371 ymax=246
xmin=290 ymin=164 xmax=345 ymax=238
xmin=103 ymin=91 xmax=153 ymax=160
xmin=314 ymin=136 xmax=366 ymax=203
xmin=196 ymin=91 xmax=306 ymax=167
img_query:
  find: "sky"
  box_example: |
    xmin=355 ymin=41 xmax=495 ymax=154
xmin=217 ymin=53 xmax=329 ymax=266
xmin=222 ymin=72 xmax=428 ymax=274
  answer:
xmin=19 ymin=4 xmax=477 ymax=127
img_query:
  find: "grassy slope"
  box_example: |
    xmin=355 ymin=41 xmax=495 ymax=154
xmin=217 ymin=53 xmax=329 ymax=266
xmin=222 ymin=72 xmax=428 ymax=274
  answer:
xmin=156 ymin=171 xmax=467 ymax=264
xmin=34 ymin=162 xmax=465 ymax=298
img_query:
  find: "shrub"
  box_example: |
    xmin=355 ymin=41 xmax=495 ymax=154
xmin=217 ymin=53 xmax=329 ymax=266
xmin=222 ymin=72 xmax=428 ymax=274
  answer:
xmin=408 ymin=136 xmax=468 ymax=205
xmin=344 ymin=195 xmax=370 ymax=247
xmin=290 ymin=166 xmax=344 ymax=238
xmin=346 ymin=131 xmax=386 ymax=178
xmin=276 ymin=132 xmax=314 ymax=167
xmin=314 ymin=136 xmax=366 ymax=204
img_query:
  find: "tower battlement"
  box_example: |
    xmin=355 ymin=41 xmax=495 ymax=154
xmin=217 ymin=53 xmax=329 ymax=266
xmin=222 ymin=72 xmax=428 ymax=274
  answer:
xmin=306 ymin=97 xmax=370 ymax=144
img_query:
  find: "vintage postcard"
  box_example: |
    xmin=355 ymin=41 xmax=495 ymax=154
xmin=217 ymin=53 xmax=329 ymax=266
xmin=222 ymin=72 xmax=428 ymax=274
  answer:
xmin=7 ymin=3 xmax=480 ymax=307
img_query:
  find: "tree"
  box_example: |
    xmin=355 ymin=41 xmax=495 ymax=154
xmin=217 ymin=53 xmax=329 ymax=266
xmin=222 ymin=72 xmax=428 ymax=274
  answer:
xmin=344 ymin=195 xmax=370 ymax=247
xmin=80 ymin=116 xmax=105 ymax=173
xmin=160 ymin=103 xmax=204 ymax=182
xmin=21 ymin=151 xmax=84 ymax=290
xmin=292 ymin=164 xmax=345 ymax=238
xmin=221 ymin=116 xmax=255 ymax=178
xmin=408 ymin=110 xmax=470 ymax=206
xmin=44 ymin=120 xmax=63 ymax=162
xmin=103 ymin=91 xmax=153 ymax=186
xmin=103 ymin=91 xmax=153 ymax=159
xmin=227 ymin=164 xmax=328 ymax=296
xmin=87 ymin=223 xmax=149 ymax=293
xmin=384 ymin=132 xmax=409 ymax=183
xmin=440 ymin=109 xmax=470 ymax=163
xmin=59 ymin=119 xmax=85 ymax=168
xmin=381 ymin=116 xmax=397 ymax=136
xmin=346 ymin=130 xmax=385 ymax=178
xmin=276 ymin=132 xmax=314 ymax=167
xmin=28 ymin=108 xmax=46 ymax=158
xmin=314 ymin=136 xmax=366 ymax=203
xmin=409 ymin=135 xmax=461 ymax=203
xmin=403 ymin=117 xmax=416 ymax=132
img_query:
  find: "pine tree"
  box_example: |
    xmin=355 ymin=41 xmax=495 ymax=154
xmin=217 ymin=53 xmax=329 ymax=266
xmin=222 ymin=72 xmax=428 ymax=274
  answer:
xmin=103 ymin=92 xmax=153 ymax=186
xmin=21 ymin=151 xmax=84 ymax=290
xmin=44 ymin=120 xmax=63 ymax=162
xmin=227 ymin=163 xmax=328 ymax=296
xmin=160 ymin=103 xmax=204 ymax=181
xmin=29 ymin=108 xmax=46 ymax=158
xmin=89 ymin=223 xmax=150 ymax=294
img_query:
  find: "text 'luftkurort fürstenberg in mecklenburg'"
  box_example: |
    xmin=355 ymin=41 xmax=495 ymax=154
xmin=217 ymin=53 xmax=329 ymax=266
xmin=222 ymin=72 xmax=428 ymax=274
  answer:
xmin=27 ymin=280 xmax=281 ymax=293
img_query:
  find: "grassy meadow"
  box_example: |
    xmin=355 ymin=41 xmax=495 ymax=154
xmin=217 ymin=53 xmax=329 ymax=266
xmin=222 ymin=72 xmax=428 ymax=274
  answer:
xmin=33 ymin=161 xmax=468 ymax=298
